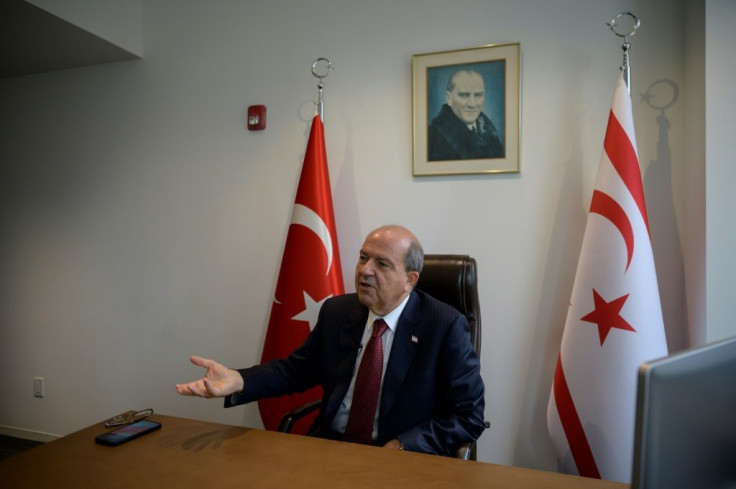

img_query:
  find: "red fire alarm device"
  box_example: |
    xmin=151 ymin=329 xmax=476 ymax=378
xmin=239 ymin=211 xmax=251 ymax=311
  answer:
xmin=247 ymin=105 xmax=266 ymax=131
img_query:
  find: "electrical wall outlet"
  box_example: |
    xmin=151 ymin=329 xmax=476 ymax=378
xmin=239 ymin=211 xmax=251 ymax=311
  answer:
xmin=33 ymin=377 xmax=44 ymax=398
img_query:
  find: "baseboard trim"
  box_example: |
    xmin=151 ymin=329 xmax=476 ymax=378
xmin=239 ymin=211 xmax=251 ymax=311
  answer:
xmin=0 ymin=425 xmax=60 ymax=443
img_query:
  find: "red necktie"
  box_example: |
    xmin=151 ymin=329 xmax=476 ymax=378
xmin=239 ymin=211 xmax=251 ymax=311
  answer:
xmin=344 ymin=319 xmax=388 ymax=444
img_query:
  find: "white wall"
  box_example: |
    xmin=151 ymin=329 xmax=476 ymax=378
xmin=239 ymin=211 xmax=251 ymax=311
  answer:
xmin=1 ymin=0 xmax=731 ymax=471
xmin=682 ymin=0 xmax=706 ymax=346
xmin=705 ymin=0 xmax=736 ymax=343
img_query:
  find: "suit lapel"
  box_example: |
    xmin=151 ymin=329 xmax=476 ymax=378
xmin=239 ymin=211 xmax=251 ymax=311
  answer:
xmin=322 ymin=301 xmax=368 ymax=422
xmin=379 ymin=290 xmax=424 ymax=429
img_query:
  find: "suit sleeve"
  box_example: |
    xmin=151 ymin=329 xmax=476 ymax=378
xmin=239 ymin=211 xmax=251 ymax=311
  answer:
xmin=225 ymin=309 xmax=327 ymax=407
xmin=397 ymin=314 xmax=486 ymax=455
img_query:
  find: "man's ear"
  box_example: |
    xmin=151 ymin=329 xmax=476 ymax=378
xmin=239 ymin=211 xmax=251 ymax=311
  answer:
xmin=445 ymin=91 xmax=452 ymax=105
xmin=406 ymin=270 xmax=420 ymax=290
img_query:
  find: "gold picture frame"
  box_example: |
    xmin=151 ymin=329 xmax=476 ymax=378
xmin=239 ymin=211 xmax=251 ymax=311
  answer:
xmin=412 ymin=42 xmax=520 ymax=176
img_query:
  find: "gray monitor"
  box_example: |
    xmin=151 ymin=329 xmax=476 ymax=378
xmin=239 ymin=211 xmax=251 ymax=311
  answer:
xmin=632 ymin=335 xmax=736 ymax=489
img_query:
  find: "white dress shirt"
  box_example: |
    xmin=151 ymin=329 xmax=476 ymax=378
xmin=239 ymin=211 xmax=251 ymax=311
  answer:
xmin=330 ymin=294 xmax=411 ymax=439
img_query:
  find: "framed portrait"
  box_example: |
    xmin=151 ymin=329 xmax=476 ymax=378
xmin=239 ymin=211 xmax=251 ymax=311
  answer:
xmin=412 ymin=43 xmax=520 ymax=176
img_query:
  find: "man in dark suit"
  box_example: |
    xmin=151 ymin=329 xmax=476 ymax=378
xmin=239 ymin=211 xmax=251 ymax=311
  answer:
xmin=176 ymin=225 xmax=486 ymax=456
xmin=428 ymin=69 xmax=504 ymax=161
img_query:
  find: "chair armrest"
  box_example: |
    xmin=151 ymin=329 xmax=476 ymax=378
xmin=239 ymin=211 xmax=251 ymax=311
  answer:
xmin=276 ymin=400 xmax=322 ymax=433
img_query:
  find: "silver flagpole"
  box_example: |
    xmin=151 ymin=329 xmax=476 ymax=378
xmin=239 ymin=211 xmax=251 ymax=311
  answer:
xmin=607 ymin=12 xmax=640 ymax=94
xmin=311 ymin=58 xmax=334 ymax=121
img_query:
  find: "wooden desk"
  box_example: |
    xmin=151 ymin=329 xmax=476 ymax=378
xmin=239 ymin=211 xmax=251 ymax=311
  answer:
xmin=0 ymin=414 xmax=628 ymax=488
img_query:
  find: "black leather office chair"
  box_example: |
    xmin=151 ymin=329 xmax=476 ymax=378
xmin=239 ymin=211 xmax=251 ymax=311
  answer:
xmin=276 ymin=254 xmax=486 ymax=460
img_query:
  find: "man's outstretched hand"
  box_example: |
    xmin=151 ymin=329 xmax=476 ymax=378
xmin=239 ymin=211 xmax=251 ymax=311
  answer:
xmin=175 ymin=355 xmax=244 ymax=399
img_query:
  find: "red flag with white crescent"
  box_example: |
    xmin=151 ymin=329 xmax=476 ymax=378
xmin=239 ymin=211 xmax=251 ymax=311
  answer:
xmin=258 ymin=115 xmax=344 ymax=433
xmin=547 ymin=75 xmax=668 ymax=482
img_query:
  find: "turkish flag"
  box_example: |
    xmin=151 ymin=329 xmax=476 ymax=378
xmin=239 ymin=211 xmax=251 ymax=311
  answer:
xmin=258 ymin=115 xmax=344 ymax=433
xmin=547 ymin=75 xmax=668 ymax=482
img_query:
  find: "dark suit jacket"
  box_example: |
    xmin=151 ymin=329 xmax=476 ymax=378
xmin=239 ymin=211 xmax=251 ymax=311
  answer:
xmin=225 ymin=289 xmax=486 ymax=456
xmin=428 ymin=103 xmax=504 ymax=161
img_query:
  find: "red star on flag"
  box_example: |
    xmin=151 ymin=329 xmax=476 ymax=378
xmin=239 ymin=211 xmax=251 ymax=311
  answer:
xmin=580 ymin=289 xmax=636 ymax=345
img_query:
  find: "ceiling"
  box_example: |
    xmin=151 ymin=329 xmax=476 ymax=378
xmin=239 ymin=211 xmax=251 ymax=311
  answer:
xmin=0 ymin=0 xmax=138 ymax=79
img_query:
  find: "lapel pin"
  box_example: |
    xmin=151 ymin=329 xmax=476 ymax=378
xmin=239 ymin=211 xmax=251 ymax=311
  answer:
xmin=411 ymin=335 xmax=418 ymax=343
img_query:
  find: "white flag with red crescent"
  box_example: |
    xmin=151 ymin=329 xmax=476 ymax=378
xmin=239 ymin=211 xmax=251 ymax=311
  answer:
xmin=547 ymin=75 xmax=668 ymax=482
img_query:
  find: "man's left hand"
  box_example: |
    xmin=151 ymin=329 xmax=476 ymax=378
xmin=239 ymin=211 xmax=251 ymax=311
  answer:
xmin=383 ymin=439 xmax=402 ymax=450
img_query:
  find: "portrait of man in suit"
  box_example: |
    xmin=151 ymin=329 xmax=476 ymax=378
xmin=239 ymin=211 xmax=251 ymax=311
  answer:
xmin=427 ymin=63 xmax=505 ymax=161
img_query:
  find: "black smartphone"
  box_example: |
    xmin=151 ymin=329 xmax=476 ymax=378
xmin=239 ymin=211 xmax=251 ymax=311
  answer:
xmin=95 ymin=419 xmax=161 ymax=447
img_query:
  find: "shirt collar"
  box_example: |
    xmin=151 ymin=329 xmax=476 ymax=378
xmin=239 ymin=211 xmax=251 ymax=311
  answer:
xmin=368 ymin=293 xmax=411 ymax=333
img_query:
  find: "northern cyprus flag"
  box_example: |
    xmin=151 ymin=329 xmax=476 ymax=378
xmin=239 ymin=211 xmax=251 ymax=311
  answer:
xmin=547 ymin=75 xmax=668 ymax=483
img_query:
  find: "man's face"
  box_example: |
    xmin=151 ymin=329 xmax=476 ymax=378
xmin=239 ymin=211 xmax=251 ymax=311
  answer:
xmin=446 ymin=71 xmax=485 ymax=124
xmin=354 ymin=228 xmax=419 ymax=316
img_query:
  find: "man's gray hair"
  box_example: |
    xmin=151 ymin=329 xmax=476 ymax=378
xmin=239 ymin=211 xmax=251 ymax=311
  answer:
xmin=405 ymin=239 xmax=424 ymax=274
